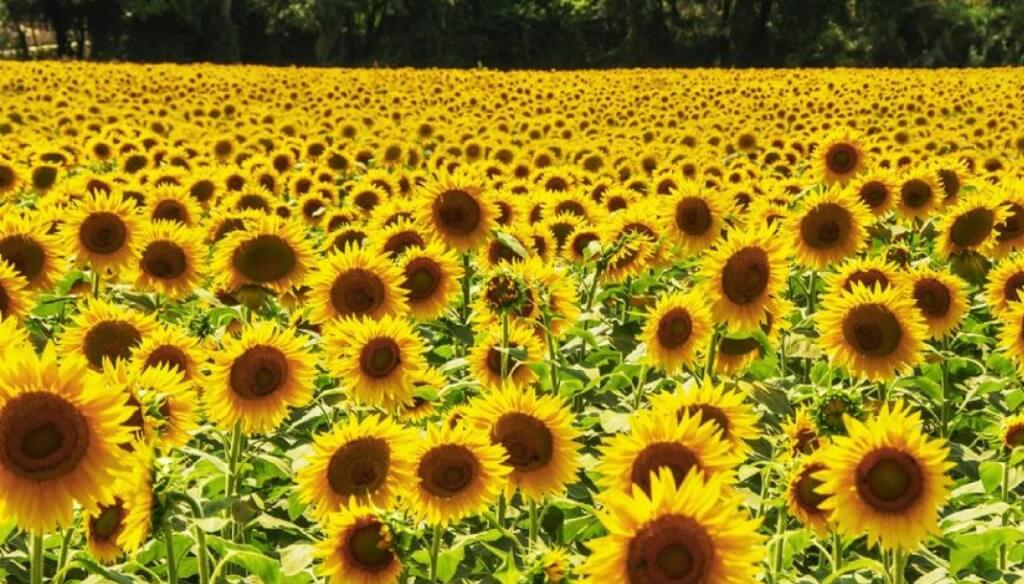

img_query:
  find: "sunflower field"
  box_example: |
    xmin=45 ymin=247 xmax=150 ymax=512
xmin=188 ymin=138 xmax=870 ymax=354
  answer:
xmin=0 ymin=63 xmax=1023 ymax=584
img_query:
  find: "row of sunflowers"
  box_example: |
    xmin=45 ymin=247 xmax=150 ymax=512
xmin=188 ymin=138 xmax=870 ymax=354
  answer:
xmin=0 ymin=63 xmax=1022 ymax=583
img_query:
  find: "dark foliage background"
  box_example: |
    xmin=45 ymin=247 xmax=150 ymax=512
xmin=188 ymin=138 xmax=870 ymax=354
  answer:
xmin=3 ymin=0 xmax=1024 ymax=67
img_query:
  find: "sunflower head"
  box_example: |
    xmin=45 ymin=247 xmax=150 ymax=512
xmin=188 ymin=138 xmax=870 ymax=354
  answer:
xmin=641 ymin=290 xmax=714 ymax=373
xmin=818 ymin=132 xmax=867 ymax=184
xmin=316 ymin=506 xmax=403 ymax=584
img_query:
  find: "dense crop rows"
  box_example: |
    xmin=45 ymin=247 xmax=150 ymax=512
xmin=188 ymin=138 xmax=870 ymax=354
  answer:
xmin=0 ymin=64 xmax=1022 ymax=583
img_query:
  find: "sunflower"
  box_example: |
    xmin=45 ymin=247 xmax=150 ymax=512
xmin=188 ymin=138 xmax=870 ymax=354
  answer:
xmin=786 ymin=453 xmax=831 ymax=535
xmin=816 ymin=401 xmax=952 ymax=550
xmin=106 ymin=360 xmax=198 ymax=451
xmin=0 ymin=345 xmax=133 ymax=533
xmin=145 ymin=185 xmax=202 ymax=226
xmin=895 ymin=171 xmax=940 ymax=220
xmin=818 ymin=132 xmax=867 ymax=184
xmin=992 ymin=180 xmax=1024 ymax=258
xmin=85 ymin=446 xmax=153 ymax=563
xmin=417 ymin=172 xmax=494 ymax=251
xmin=541 ymin=547 xmax=570 ymax=583
xmin=0 ymin=214 xmax=63 ymax=291
xmin=393 ymin=241 xmax=462 ymax=320
xmin=649 ymin=378 xmax=760 ymax=454
xmin=465 ymin=387 xmax=580 ymax=500
xmin=601 ymin=202 xmax=664 ymax=283
xmin=405 ymin=424 xmax=509 ymax=524
xmin=63 ymin=190 xmax=141 ymax=273
xmin=597 ymin=409 xmax=737 ymax=496
xmin=0 ymin=260 xmax=29 ymax=322
xmin=849 ymin=171 xmax=897 ymax=217
xmin=59 ymin=298 xmax=157 ymax=370
xmin=907 ymin=266 xmax=968 ymax=339
xmin=701 ymin=228 xmax=789 ymax=331
xmin=0 ymin=158 xmax=20 ymax=196
xmin=204 ymin=320 xmax=316 ymax=434
xmin=316 ymin=506 xmax=403 ymax=584
xmin=935 ymin=192 xmax=1005 ymax=258
xmin=468 ymin=322 xmax=543 ymax=392
xmin=661 ymin=182 xmax=728 ymax=256
xmin=0 ymin=316 xmax=28 ymax=354
xmin=816 ymin=283 xmax=926 ymax=381
xmin=213 ymin=214 xmax=315 ymax=294
xmin=641 ymin=290 xmax=714 ymax=374
xmin=367 ymin=218 xmax=427 ymax=260
xmin=581 ymin=468 xmax=764 ymax=584
xmin=986 ymin=254 xmax=1024 ymax=317
xmin=296 ymin=415 xmax=416 ymax=518
xmin=324 ymin=315 xmax=427 ymax=410
xmin=128 ymin=221 xmax=204 ymax=299
xmin=1001 ymin=413 xmax=1024 ymax=450
xmin=308 ymin=245 xmax=409 ymax=324
xmin=997 ymin=301 xmax=1024 ymax=373
xmin=116 ymin=444 xmax=154 ymax=557
xmin=787 ymin=187 xmax=871 ymax=269
xmin=131 ymin=323 xmax=203 ymax=383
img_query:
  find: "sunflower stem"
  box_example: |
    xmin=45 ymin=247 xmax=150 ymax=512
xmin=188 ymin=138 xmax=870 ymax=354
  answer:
xmin=543 ymin=314 xmax=560 ymax=394
xmin=460 ymin=252 xmax=472 ymax=326
xmin=53 ymin=527 xmax=72 ymax=584
xmin=429 ymin=523 xmax=442 ymax=582
xmin=830 ymin=531 xmax=843 ymax=574
xmin=225 ymin=422 xmax=245 ymax=542
xmin=500 ymin=310 xmax=510 ymax=383
xmin=91 ymin=269 xmax=101 ymax=298
xmin=497 ymin=493 xmax=506 ymax=528
xmin=164 ymin=522 xmax=178 ymax=584
xmin=29 ymin=532 xmax=43 ymax=584
xmin=528 ymin=499 xmax=540 ymax=550
xmin=807 ymin=270 xmax=817 ymax=314
xmin=891 ymin=547 xmax=906 ymax=584
xmin=168 ymin=492 xmax=211 ymax=584
xmin=999 ymin=459 xmax=1011 ymax=571
xmin=939 ymin=337 xmax=950 ymax=438
xmin=632 ymin=365 xmax=648 ymax=409
xmin=772 ymin=506 xmax=786 ymax=581
xmin=704 ymin=326 xmax=720 ymax=380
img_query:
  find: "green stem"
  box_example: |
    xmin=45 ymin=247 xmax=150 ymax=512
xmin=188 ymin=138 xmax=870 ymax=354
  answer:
xmin=225 ymin=423 xmax=244 ymax=542
xmin=500 ymin=310 xmax=510 ymax=384
xmin=1000 ymin=460 xmax=1011 ymax=571
xmin=91 ymin=269 xmax=101 ymax=298
xmin=53 ymin=528 xmax=72 ymax=584
xmin=429 ymin=523 xmax=443 ymax=582
xmin=632 ymin=365 xmax=649 ymax=409
xmin=891 ymin=548 xmax=906 ymax=584
xmin=939 ymin=337 xmax=950 ymax=438
xmin=460 ymin=252 xmax=472 ymax=326
xmin=528 ymin=499 xmax=539 ymax=550
xmin=30 ymin=532 xmax=43 ymax=584
xmin=497 ymin=493 xmax=506 ymax=528
xmin=164 ymin=523 xmax=178 ymax=584
xmin=704 ymin=326 xmax=720 ymax=380
xmin=168 ymin=492 xmax=211 ymax=584
xmin=772 ymin=507 xmax=786 ymax=580
xmin=830 ymin=531 xmax=843 ymax=574
xmin=807 ymin=270 xmax=817 ymax=314
xmin=544 ymin=314 xmax=560 ymax=393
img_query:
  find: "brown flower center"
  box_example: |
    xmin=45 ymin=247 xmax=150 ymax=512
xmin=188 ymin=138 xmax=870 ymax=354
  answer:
xmin=0 ymin=235 xmax=45 ymax=283
xmin=900 ymin=179 xmax=933 ymax=210
xmin=80 ymin=212 xmax=127 ymax=255
xmin=492 ymin=413 xmax=553 ymax=472
xmin=656 ymin=308 xmax=693 ymax=349
xmin=858 ymin=181 xmax=889 ymax=209
xmin=855 ymin=448 xmax=923 ymax=512
xmin=433 ymin=189 xmax=481 ymax=236
xmin=826 ymin=143 xmax=858 ymax=175
xmin=997 ymin=203 xmax=1024 ymax=242
xmin=722 ymin=247 xmax=770 ymax=305
xmin=486 ymin=343 xmax=522 ymax=377
xmin=153 ymin=200 xmax=188 ymax=224
xmin=793 ymin=462 xmax=828 ymax=514
xmin=913 ymin=278 xmax=951 ymax=318
xmin=627 ymin=514 xmax=714 ymax=584
xmin=383 ymin=231 xmax=425 ymax=259
xmin=1006 ymin=424 xmax=1024 ymax=448
xmin=402 ymin=258 xmax=441 ymax=301
xmin=144 ymin=344 xmax=189 ymax=374
xmin=949 ymin=208 xmax=994 ymax=249
xmin=0 ymin=392 xmax=90 ymax=480
xmin=84 ymin=321 xmax=143 ymax=369
xmin=232 ymin=235 xmax=296 ymax=284
xmin=844 ymin=269 xmax=890 ymax=292
xmin=631 ymin=442 xmax=700 ymax=495
xmin=345 ymin=520 xmax=395 ymax=572
xmin=90 ymin=498 xmax=126 ymax=541
xmin=418 ymin=444 xmax=478 ymax=498
xmin=229 ymin=345 xmax=288 ymax=399
xmin=680 ymin=404 xmax=731 ymax=440
xmin=141 ymin=241 xmax=187 ymax=280
xmin=842 ymin=303 xmax=903 ymax=357
xmin=674 ymin=197 xmax=713 ymax=236
xmin=360 ymin=338 xmax=401 ymax=379
xmin=327 ymin=437 xmax=390 ymax=497
xmin=330 ymin=269 xmax=386 ymax=316
xmin=800 ymin=203 xmax=852 ymax=250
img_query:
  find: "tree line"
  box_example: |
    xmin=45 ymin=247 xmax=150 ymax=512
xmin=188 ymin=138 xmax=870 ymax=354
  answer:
xmin=2 ymin=0 xmax=1024 ymax=67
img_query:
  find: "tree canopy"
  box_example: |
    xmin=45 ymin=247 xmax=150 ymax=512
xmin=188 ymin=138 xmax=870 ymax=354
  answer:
xmin=3 ymin=0 xmax=1024 ymax=67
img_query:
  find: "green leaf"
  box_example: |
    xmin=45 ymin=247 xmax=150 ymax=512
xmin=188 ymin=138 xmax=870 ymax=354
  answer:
xmin=820 ymin=557 xmax=884 ymax=584
xmin=950 ymin=527 xmax=1024 ymax=573
xmin=280 ymin=543 xmax=316 ymax=576
xmin=216 ymin=550 xmax=282 ymax=584
xmin=436 ymin=544 xmax=464 ymax=582
xmin=979 ymin=461 xmax=1005 ymax=495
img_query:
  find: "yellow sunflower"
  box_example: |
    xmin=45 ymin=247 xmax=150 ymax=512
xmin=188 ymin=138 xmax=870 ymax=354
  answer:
xmin=468 ymin=322 xmax=543 ymax=392
xmin=641 ymin=289 xmax=714 ymax=373
xmin=850 ymin=171 xmax=897 ymax=217
xmin=367 ymin=218 xmax=427 ymax=260
xmin=395 ymin=240 xmax=463 ymax=320
xmin=204 ymin=320 xmax=316 ymax=434
xmin=985 ymin=254 xmax=1024 ymax=317
xmin=465 ymin=387 xmax=581 ymax=500
xmin=660 ymin=181 xmax=728 ymax=255
xmin=782 ymin=408 xmax=821 ymax=458
xmin=405 ymin=424 xmax=509 ymax=524
xmin=815 ymin=283 xmax=926 ymax=381
xmin=105 ymin=360 xmax=198 ymax=451
xmin=0 ymin=260 xmax=30 ymax=322
xmin=0 ymin=214 xmax=63 ymax=291
xmin=701 ymin=228 xmax=789 ymax=331
xmin=323 ymin=315 xmax=427 ymax=410
xmin=131 ymin=323 xmax=203 ymax=383
xmin=213 ymin=214 xmax=315 ymax=294
xmin=787 ymin=453 xmax=831 ymax=535
xmin=935 ymin=191 xmax=1006 ymax=258
xmin=597 ymin=409 xmax=737 ymax=496
xmin=417 ymin=171 xmax=495 ymax=251
xmin=786 ymin=186 xmax=871 ymax=269
xmin=992 ymin=180 xmax=1024 ymax=258
xmin=85 ymin=446 xmax=153 ymax=563
xmin=59 ymin=298 xmax=157 ymax=370
xmin=296 ymin=415 xmax=416 ymax=518
xmin=827 ymin=256 xmax=905 ymax=295
xmin=1001 ymin=413 xmax=1024 ymax=450
xmin=581 ymin=468 xmax=764 ymax=584
xmin=308 ymin=246 xmax=409 ymax=323
xmin=817 ymin=131 xmax=867 ymax=184
xmin=316 ymin=506 xmax=403 ymax=584
xmin=145 ymin=185 xmax=202 ymax=226
xmin=0 ymin=345 xmax=132 ymax=533
xmin=816 ymin=401 xmax=952 ymax=550
xmin=63 ymin=190 xmax=141 ymax=273
xmin=895 ymin=171 xmax=940 ymax=220
xmin=128 ymin=221 xmax=205 ymax=299
xmin=648 ymin=378 xmax=760 ymax=454
xmin=907 ymin=266 xmax=968 ymax=339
